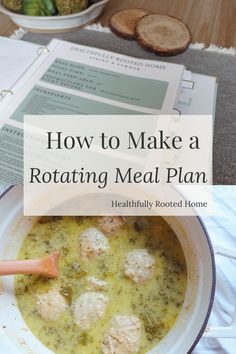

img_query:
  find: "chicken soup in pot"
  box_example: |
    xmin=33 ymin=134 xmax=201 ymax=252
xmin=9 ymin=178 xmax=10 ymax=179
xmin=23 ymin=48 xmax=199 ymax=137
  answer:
xmin=15 ymin=216 xmax=187 ymax=354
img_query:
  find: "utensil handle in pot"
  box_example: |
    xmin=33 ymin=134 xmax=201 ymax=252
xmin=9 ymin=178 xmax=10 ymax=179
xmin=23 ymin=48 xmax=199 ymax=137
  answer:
xmin=0 ymin=252 xmax=59 ymax=278
xmin=204 ymin=245 xmax=236 ymax=338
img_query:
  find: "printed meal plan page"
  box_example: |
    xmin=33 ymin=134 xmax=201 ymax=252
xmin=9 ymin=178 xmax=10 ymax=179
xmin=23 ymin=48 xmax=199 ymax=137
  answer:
xmin=0 ymin=39 xmax=185 ymax=122
xmin=0 ymin=39 xmax=185 ymax=184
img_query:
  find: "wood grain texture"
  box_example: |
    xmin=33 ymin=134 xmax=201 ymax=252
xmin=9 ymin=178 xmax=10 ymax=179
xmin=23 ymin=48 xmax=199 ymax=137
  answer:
xmin=0 ymin=0 xmax=235 ymax=47
xmin=110 ymin=8 xmax=150 ymax=39
xmin=0 ymin=12 xmax=18 ymax=37
xmin=136 ymin=14 xmax=191 ymax=55
xmin=100 ymin=0 xmax=236 ymax=48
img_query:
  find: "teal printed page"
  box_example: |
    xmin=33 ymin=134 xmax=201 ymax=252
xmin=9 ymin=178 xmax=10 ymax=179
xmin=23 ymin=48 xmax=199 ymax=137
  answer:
xmin=40 ymin=59 xmax=168 ymax=110
xmin=10 ymin=86 xmax=141 ymax=123
xmin=0 ymin=125 xmax=23 ymax=184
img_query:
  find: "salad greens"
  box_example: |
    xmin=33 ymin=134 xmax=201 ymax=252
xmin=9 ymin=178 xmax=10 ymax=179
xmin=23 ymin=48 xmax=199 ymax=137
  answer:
xmin=22 ymin=0 xmax=56 ymax=16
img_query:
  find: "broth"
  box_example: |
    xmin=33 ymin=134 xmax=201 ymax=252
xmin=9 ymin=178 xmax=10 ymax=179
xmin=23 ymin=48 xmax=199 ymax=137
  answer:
xmin=15 ymin=216 xmax=187 ymax=354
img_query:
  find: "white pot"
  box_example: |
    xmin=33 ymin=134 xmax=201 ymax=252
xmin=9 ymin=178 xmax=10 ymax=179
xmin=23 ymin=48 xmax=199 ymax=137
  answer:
xmin=0 ymin=0 xmax=109 ymax=32
xmin=0 ymin=185 xmax=235 ymax=354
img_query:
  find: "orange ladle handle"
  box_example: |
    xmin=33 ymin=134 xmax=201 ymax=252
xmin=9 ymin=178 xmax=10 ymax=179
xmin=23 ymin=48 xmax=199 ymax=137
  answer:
xmin=0 ymin=251 xmax=60 ymax=278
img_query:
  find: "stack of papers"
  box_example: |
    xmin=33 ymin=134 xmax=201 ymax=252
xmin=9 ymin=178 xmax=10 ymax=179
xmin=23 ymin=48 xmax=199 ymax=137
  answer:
xmin=177 ymin=70 xmax=217 ymax=116
xmin=0 ymin=36 xmax=217 ymax=184
xmin=0 ymin=36 xmax=217 ymax=117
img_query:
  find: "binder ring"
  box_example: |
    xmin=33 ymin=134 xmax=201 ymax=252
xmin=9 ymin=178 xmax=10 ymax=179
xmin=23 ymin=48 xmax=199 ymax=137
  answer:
xmin=172 ymin=108 xmax=182 ymax=118
xmin=37 ymin=46 xmax=49 ymax=55
xmin=1 ymin=89 xmax=13 ymax=97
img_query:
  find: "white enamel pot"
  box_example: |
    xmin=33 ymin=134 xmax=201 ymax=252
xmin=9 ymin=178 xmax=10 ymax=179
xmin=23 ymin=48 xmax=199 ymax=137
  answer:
xmin=0 ymin=185 xmax=235 ymax=354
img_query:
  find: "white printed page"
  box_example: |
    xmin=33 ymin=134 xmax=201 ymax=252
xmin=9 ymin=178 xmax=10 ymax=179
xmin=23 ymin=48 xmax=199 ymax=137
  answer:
xmin=0 ymin=38 xmax=185 ymax=184
xmin=0 ymin=39 xmax=185 ymax=125
xmin=0 ymin=37 xmax=39 ymax=93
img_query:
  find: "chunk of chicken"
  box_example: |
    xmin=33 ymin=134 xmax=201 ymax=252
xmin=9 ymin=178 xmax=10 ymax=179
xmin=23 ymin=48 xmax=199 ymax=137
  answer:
xmin=79 ymin=227 xmax=109 ymax=261
xmin=87 ymin=276 xmax=107 ymax=291
xmin=36 ymin=288 xmax=67 ymax=321
xmin=102 ymin=315 xmax=141 ymax=354
xmin=124 ymin=249 xmax=155 ymax=283
xmin=73 ymin=292 xmax=108 ymax=330
xmin=97 ymin=216 xmax=124 ymax=236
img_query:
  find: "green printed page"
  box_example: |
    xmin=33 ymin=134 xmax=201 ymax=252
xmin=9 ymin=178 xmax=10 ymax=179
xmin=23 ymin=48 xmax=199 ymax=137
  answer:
xmin=0 ymin=125 xmax=23 ymax=184
xmin=40 ymin=58 xmax=168 ymax=110
xmin=10 ymin=85 xmax=140 ymax=123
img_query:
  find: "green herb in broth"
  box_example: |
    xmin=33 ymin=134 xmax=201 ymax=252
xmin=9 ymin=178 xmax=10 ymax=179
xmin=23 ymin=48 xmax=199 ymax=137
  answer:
xmin=15 ymin=216 xmax=187 ymax=354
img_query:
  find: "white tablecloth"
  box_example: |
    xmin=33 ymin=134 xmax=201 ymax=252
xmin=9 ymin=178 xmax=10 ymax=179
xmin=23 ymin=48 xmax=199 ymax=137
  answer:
xmin=192 ymin=186 xmax=236 ymax=354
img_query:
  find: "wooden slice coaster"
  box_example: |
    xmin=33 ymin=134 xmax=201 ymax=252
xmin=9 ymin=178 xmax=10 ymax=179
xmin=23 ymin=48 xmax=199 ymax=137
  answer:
xmin=136 ymin=14 xmax=191 ymax=55
xmin=110 ymin=8 xmax=151 ymax=40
